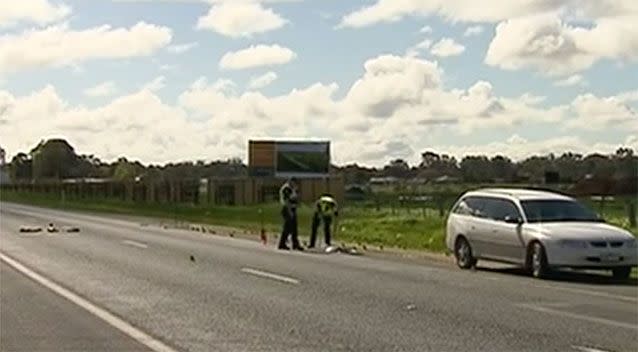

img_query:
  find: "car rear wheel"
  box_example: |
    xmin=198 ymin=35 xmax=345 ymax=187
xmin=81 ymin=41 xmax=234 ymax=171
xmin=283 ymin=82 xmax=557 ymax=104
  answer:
xmin=455 ymin=237 xmax=477 ymax=269
xmin=612 ymin=266 xmax=631 ymax=280
xmin=530 ymin=242 xmax=549 ymax=279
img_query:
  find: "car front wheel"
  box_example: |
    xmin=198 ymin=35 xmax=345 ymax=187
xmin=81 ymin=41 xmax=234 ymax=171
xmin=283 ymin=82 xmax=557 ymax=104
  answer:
xmin=530 ymin=242 xmax=549 ymax=279
xmin=455 ymin=237 xmax=477 ymax=269
xmin=612 ymin=267 xmax=632 ymax=280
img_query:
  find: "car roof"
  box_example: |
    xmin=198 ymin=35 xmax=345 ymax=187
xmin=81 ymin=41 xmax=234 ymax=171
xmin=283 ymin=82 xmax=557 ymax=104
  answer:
xmin=463 ymin=188 xmax=574 ymax=201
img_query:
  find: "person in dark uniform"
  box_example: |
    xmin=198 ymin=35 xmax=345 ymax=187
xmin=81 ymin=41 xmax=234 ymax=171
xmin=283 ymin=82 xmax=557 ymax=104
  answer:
xmin=309 ymin=194 xmax=338 ymax=249
xmin=278 ymin=178 xmax=303 ymax=250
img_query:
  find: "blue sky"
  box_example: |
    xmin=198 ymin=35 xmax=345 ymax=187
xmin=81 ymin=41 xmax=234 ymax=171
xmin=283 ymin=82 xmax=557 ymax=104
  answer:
xmin=0 ymin=0 xmax=636 ymax=166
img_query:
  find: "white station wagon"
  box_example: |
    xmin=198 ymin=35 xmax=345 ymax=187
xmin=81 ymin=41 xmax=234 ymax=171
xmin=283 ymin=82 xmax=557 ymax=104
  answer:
xmin=446 ymin=188 xmax=637 ymax=279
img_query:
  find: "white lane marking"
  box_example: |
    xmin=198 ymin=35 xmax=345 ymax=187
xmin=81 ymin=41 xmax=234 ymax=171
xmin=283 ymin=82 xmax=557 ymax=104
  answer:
xmin=122 ymin=240 xmax=148 ymax=249
xmin=572 ymin=345 xmax=613 ymax=352
xmin=241 ymin=267 xmax=300 ymax=285
xmin=517 ymin=303 xmax=638 ymax=331
xmin=528 ymin=283 xmax=637 ymax=304
xmin=0 ymin=252 xmax=178 ymax=352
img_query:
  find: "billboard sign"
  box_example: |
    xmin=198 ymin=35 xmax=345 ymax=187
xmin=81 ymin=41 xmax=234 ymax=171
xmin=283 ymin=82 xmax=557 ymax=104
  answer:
xmin=249 ymin=140 xmax=330 ymax=178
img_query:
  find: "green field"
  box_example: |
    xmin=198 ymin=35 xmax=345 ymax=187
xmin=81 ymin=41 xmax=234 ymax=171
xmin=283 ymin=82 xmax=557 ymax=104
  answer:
xmin=1 ymin=190 xmax=635 ymax=254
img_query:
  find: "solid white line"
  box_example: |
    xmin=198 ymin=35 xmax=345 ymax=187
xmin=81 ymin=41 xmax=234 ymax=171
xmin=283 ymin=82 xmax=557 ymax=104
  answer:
xmin=0 ymin=252 xmax=178 ymax=352
xmin=572 ymin=345 xmax=613 ymax=352
xmin=241 ymin=267 xmax=300 ymax=285
xmin=122 ymin=240 xmax=148 ymax=249
xmin=518 ymin=303 xmax=638 ymax=331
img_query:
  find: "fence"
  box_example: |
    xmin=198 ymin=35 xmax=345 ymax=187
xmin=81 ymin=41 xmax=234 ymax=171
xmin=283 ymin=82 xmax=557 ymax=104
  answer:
xmin=347 ymin=185 xmax=637 ymax=229
xmin=0 ymin=176 xmax=345 ymax=207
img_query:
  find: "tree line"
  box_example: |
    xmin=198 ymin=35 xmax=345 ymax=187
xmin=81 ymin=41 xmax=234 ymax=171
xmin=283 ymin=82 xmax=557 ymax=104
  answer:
xmin=6 ymin=139 xmax=246 ymax=183
xmin=4 ymin=138 xmax=637 ymax=185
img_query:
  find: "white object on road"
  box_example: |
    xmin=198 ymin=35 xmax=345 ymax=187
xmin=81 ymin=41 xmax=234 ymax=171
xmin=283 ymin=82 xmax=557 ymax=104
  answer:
xmin=325 ymin=246 xmax=337 ymax=254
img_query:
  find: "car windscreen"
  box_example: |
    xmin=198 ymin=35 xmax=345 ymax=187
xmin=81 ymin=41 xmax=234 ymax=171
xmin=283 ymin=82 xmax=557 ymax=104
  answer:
xmin=520 ymin=199 xmax=601 ymax=223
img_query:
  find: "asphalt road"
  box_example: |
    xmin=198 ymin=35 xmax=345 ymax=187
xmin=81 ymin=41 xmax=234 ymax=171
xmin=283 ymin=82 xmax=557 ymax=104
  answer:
xmin=0 ymin=202 xmax=637 ymax=352
xmin=0 ymin=261 xmax=151 ymax=352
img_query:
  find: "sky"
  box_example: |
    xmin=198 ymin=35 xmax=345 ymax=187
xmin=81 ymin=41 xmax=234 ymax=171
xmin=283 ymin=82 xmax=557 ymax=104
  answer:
xmin=0 ymin=0 xmax=637 ymax=167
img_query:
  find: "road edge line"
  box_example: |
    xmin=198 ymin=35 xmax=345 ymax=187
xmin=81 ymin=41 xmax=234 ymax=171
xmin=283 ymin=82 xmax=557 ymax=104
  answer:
xmin=0 ymin=252 xmax=179 ymax=352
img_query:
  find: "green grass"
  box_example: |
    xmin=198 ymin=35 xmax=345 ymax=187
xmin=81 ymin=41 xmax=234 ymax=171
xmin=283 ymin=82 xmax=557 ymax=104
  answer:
xmin=1 ymin=190 xmax=634 ymax=254
xmin=0 ymin=191 xmax=448 ymax=251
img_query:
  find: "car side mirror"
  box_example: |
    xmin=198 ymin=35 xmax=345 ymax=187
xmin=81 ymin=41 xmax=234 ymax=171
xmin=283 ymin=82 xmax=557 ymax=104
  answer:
xmin=505 ymin=216 xmax=523 ymax=225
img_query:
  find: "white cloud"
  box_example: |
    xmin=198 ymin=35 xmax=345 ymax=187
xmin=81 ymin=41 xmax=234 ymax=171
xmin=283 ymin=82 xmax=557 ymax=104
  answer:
xmin=248 ymin=71 xmax=278 ymax=90
xmin=167 ymin=42 xmax=198 ymax=54
xmin=464 ymin=25 xmax=484 ymax=36
xmin=430 ymin=38 xmax=465 ymax=57
xmin=0 ymin=0 xmax=71 ymax=28
xmin=566 ymin=93 xmax=637 ymax=130
xmin=141 ymin=76 xmax=166 ymax=92
xmin=84 ymin=81 xmax=117 ymax=97
xmin=553 ymin=74 xmax=585 ymax=87
xmin=419 ymin=25 xmax=432 ymax=33
xmin=432 ymin=134 xmax=638 ymax=162
xmin=1 ymin=53 xmax=633 ymax=167
xmin=159 ymin=64 xmax=177 ymax=71
xmin=406 ymin=38 xmax=433 ymax=58
xmin=485 ymin=14 xmax=638 ymax=76
xmin=0 ymin=22 xmax=172 ymax=75
xmin=339 ymin=0 xmax=562 ymax=28
xmin=219 ymin=44 xmax=296 ymax=70
xmin=196 ymin=1 xmax=287 ymax=38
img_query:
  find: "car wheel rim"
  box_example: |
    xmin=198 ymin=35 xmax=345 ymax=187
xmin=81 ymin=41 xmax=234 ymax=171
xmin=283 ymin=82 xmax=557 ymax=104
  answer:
xmin=532 ymin=247 xmax=541 ymax=274
xmin=458 ymin=241 xmax=469 ymax=265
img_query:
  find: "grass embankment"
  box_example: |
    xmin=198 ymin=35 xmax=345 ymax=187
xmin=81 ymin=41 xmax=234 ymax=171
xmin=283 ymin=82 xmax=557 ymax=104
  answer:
xmin=0 ymin=191 xmax=448 ymax=251
xmin=1 ymin=191 xmax=634 ymax=253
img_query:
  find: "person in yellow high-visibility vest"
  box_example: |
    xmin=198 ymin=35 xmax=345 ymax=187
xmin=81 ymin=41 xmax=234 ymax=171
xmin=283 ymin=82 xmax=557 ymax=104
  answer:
xmin=309 ymin=194 xmax=338 ymax=249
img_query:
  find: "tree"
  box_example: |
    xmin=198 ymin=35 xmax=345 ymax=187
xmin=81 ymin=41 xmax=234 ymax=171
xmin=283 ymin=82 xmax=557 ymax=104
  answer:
xmin=30 ymin=139 xmax=79 ymax=180
xmin=384 ymin=159 xmax=410 ymax=178
xmin=460 ymin=156 xmax=492 ymax=182
xmin=112 ymin=158 xmax=139 ymax=181
xmin=420 ymin=151 xmax=441 ymax=169
xmin=490 ymin=155 xmax=515 ymax=182
xmin=9 ymin=153 xmax=32 ymax=181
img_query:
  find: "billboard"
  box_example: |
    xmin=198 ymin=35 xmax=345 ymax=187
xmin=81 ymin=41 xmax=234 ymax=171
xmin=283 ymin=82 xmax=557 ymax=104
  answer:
xmin=249 ymin=140 xmax=330 ymax=178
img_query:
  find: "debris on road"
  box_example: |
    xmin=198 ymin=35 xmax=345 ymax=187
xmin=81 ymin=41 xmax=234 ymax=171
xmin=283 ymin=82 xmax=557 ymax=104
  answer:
xmin=63 ymin=226 xmax=80 ymax=233
xmin=190 ymin=255 xmax=196 ymax=263
xmin=405 ymin=304 xmax=417 ymax=311
xmin=46 ymin=223 xmax=59 ymax=233
xmin=19 ymin=226 xmax=42 ymax=233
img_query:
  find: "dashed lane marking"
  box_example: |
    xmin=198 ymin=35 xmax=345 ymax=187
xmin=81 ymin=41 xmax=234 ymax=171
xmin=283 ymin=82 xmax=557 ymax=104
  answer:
xmin=241 ymin=267 xmax=300 ymax=285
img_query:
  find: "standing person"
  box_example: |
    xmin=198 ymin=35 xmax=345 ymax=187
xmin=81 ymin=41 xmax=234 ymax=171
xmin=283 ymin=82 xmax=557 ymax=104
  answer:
xmin=309 ymin=194 xmax=338 ymax=249
xmin=278 ymin=177 xmax=303 ymax=250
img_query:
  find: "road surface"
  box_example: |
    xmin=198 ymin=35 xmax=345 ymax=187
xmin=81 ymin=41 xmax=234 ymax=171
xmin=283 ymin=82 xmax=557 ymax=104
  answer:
xmin=1 ymin=202 xmax=637 ymax=352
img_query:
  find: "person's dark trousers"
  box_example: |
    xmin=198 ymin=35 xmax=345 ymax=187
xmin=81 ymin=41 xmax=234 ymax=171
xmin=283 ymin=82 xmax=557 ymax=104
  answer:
xmin=310 ymin=212 xmax=332 ymax=248
xmin=279 ymin=207 xmax=301 ymax=249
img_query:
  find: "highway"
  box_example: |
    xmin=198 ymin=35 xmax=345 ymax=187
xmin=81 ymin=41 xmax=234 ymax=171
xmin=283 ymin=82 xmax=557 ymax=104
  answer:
xmin=1 ymin=202 xmax=637 ymax=352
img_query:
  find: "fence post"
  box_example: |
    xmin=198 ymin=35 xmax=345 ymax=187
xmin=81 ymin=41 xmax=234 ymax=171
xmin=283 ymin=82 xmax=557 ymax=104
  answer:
xmin=437 ymin=195 xmax=445 ymax=218
xmin=628 ymin=201 xmax=637 ymax=228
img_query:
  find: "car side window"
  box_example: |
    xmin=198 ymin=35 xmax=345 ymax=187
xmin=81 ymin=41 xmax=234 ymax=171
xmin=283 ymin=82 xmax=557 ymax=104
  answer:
xmin=483 ymin=198 xmax=521 ymax=222
xmin=453 ymin=196 xmax=486 ymax=217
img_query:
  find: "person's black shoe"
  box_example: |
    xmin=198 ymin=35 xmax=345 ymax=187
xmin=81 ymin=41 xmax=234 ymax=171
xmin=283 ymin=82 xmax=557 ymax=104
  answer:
xmin=278 ymin=245 xmax=290 ymax=250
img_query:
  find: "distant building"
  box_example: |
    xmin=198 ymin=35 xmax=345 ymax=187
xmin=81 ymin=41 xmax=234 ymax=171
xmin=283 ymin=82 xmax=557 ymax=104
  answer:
xmin=0 ymin=146 xmax=5 ymax=167
xmin=369 ymin=176 xmax=399 ymax=185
